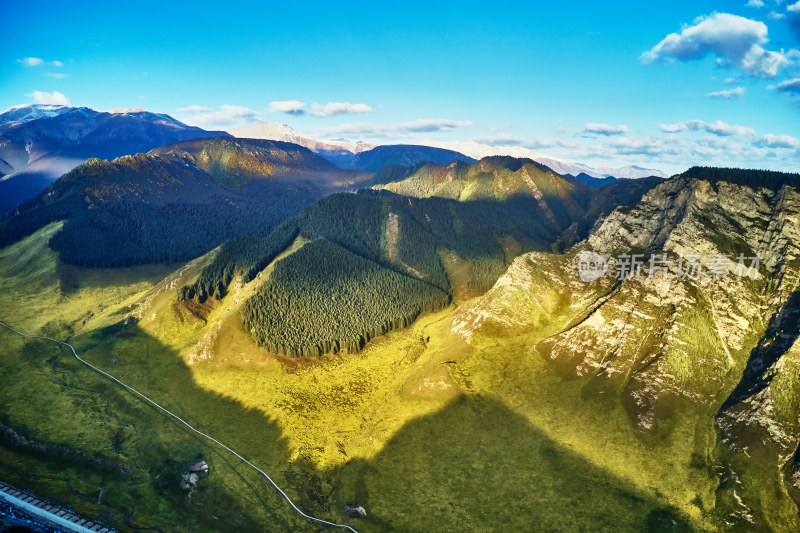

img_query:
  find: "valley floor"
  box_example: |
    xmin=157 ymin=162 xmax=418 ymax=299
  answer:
xmin=0 ymin=223 xmax=796 ymax=531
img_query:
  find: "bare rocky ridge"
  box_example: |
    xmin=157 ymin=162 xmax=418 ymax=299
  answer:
xmin=451 ymin=171 xmax=800 ymax=516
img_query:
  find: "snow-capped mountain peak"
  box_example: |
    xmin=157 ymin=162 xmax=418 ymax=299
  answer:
xmin=228 ymin=122 xmax=376 ymax=154
xmin=0 ymin=104 xmax=84 ymax=125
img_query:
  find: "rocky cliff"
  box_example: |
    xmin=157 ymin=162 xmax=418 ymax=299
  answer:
xmin=451 ymin=168 xmax=800 ymax=523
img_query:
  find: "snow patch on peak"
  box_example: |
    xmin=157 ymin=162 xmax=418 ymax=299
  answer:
xmin=109 ymin=107 xmax=148 ymax=114
xmin=227 ymin=122 xmax=376 ymax=154
xmin=0 ymin=104 xmax=78 ymax=123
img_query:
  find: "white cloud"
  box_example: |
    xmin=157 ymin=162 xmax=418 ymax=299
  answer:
xmin=268 ymin=100 xmax=307 ymax=115
xmin=723 ymin=77 xmax=740 ymax=84
xmin=18 ymin=57 xmax=63 ymax=67
xmin=176 ymin=105 xmax=262 ymax=128
xmin=471 ymin=133 xmax=561 ymax=149
xmin=19 ymin=57 xmax=44 ymax=66
xmin=176 ymin=105 xmax=211 ymax=113
xmin=755 ymin=133 xmax=800 ymax=148
xmin=266 ymin=100 xmax=374 ymax=117
xmin=771 ymin=77 xmax=800 ymax=93
xmin=747 ymin=0 xmax=765 ymax=7
xmin=641 ymin=13 xmax=792 ymax=77
xmin=768 ymin=11 xmax=787 ymax=19
xmin=309 ymin=102 xmax=374 ymax=117
xmin=582 ymin=123 xmax=628 ymax=136
xmin=308 ymin=118 xmax=472 ymax=139
xmin=45 ymin=72 xmax=67 ymax=79
xmin=706 ymin=86 xmax=745 ymax=98
xmin=605 ymin=136 xmax=686 ymax=157
xmin=788 ymin=2 xmax=800 ymax=41
xmin=26 ymin=90 xmax=70 ymax=105
xmin=658 ymin=119 xmax=756 ymax=136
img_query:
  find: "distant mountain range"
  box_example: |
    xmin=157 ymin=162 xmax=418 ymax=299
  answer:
xmin=0 ymin=106 xmax=669 ymax=216
xmin=416 ymin=139 xmax=668 ymax=180
xmin=0 ymin=104 xmax=228 ymax=213
xmin=229 ymin=123 xmax=475 ymax=171
xmin=227 ymin=122 xmax=668 ymax=180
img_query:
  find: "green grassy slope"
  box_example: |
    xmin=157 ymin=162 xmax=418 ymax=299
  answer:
xmin=0 ymin=221 xmax=754 ymax=532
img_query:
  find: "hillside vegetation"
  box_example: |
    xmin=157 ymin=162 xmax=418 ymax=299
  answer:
xmin=3 ymin=168 xmax=800 ymax=532
xmin=181 ymin=158 xmax=661 ymax=357
xmin=0 ymin=138 xmax=369 ymax=267
xmin=241 ymin=239 xmax=450 ymax=356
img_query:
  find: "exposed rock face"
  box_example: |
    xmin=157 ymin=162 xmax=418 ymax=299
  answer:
xmin=451 ymin=172 xmax=800 ymax=506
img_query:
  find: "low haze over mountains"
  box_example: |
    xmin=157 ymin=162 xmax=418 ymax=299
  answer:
xmin=0 ymin=105 xmax=228 ymax=213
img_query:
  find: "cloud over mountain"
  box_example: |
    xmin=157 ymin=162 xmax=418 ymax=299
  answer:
xmin=176 ymin=105 xmax=262 ymax=127
xmin=309 ymin=102 xmax=373 ymax=117
xmin=267 ymin=100 xmax=374 ymax=117
xmin=756 ymin=133 xmax=800 ymax=148
xmin=26 ymin=90 xmax=70 ymax=105
xmin=268 ymin=100 xmax=306 ymax=115
xmin=308 ymin=118 xmax=472 ymax=139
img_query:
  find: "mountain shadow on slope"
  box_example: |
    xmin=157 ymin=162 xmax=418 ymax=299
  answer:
xmin=332 ymin=395 xmax=692 ymax=532
xmin=0 ymin=321 xmax=329 ymax=532
xmin=720 ymin=291 xmax=800 ymax=413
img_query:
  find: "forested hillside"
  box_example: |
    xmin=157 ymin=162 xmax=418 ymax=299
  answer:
xmin=182 ymin=157 xmax=662 ymax=356
xmin=241 ymin=239 xmax=450 ymax=356
xmin=0 ymin=138 xmax=368 ymax=267
xmin=681 ymin=166 xmax=800 ymax=190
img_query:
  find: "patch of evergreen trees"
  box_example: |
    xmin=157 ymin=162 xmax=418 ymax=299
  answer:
xmin=240 ymin=239 xmax=450 ymax=357
xmin=180 ymin=222 xmax=299 ymax=301
xmin=681 ymin=166 xmax=800 ymax=190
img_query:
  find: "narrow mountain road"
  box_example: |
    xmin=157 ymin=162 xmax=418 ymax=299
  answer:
xmin=0 ymin=320 xmax=358 ymax=533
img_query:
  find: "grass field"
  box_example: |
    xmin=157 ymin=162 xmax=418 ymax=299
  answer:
xmin=0 ymin=223 xmax=796 ymax=531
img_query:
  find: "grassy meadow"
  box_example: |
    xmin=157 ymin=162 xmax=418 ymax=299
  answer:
xmin=0 ymin=223 xmax=796 ymax=531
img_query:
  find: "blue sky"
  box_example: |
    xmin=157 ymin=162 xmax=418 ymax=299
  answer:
xmin=2 ymin=0 xmax=799 ymax=174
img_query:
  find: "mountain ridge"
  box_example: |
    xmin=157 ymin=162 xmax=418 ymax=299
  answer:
xmin=226 ymin=121 xmax=668 ymax=180
xmin=0 ymin=137 xmax=369 ymax=267
xmin=0 ymin=104 xmax=230 ymax=213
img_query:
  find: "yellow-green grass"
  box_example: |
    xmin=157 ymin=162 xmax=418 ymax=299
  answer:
xmin=0 ymin=223 xmax=795 ymax=531
xmin=0 ymin=222 xmax=174 ymax=335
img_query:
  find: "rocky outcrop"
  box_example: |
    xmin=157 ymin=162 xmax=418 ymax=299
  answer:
xmin=452 ymin=172 xmax=800 ymax=451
